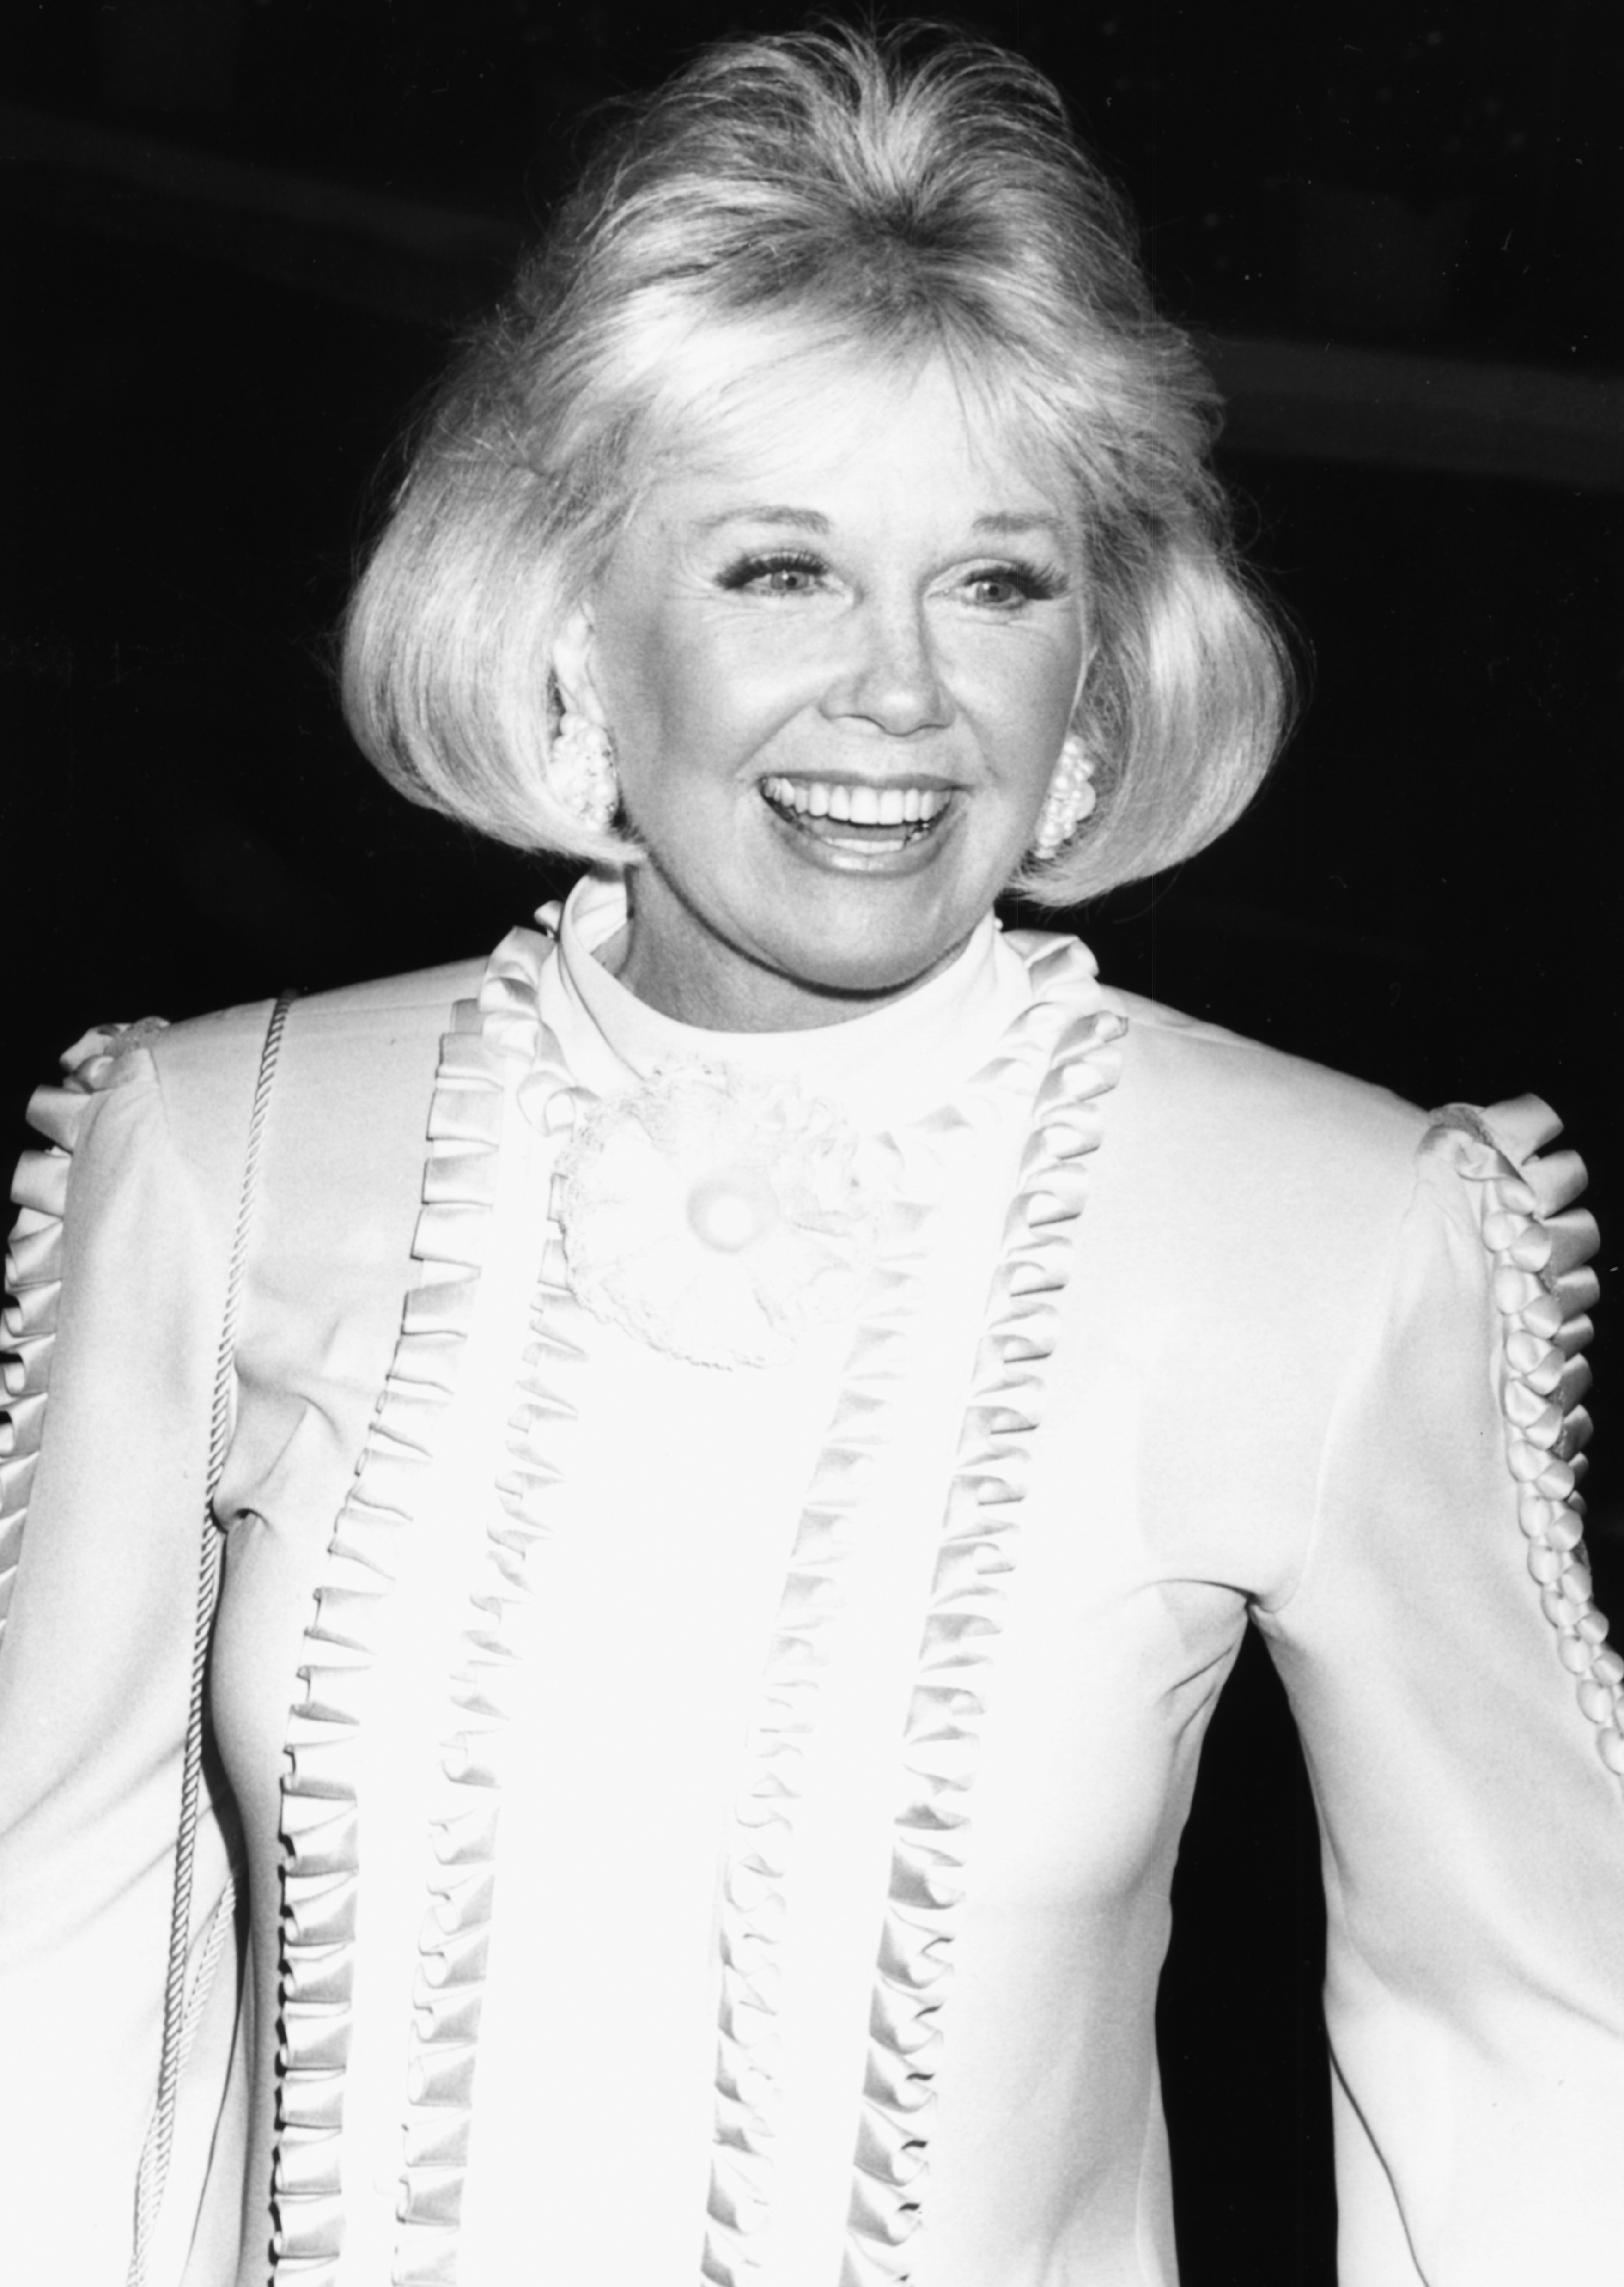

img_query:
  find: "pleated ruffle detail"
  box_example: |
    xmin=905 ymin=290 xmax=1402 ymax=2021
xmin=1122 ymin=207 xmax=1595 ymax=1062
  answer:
xmin=274 ymin=928 xmax=565 ymax=2286
xmin=1425 ymin=1097 xmax=1615 ymax=1781
xmin=699 ymin=1163 xmax=929 ymax=2282
xmin=394 ymin=955 xmax=593 ymax=2287
xmin=2 ymin=1022 xmax=169 ymax=1642
xmin=842 ymin=937 xmax=1125 ymax=2287
xmin=697 ymin=934 xmax=1126 ymax=2287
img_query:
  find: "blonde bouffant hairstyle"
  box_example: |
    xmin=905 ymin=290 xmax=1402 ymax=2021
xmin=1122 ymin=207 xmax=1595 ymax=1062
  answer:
xmin=342 ymin=23 xmax=1291 ymax=906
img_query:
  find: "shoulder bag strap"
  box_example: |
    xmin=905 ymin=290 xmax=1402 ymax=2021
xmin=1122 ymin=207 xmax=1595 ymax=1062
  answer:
xmin=128 ymin=986 xmax=300 ymax=2287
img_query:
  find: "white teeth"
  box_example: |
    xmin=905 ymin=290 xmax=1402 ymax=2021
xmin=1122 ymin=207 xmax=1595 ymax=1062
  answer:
xmin=761 ymin=776 xmax=950 ymax=829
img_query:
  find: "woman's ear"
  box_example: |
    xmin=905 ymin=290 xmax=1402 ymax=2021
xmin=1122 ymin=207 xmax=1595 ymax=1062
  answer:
xmin=551 ymin=604 xmax=604 ymax=728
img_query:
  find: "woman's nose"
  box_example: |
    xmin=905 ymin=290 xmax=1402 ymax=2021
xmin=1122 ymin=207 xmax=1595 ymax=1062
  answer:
xmin=826 ymin=600 xmax=951 ymax=736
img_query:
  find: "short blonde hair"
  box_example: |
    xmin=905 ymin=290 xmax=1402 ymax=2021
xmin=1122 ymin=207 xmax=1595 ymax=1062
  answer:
xmin=342 ymin=24 xmax=1292 ymax=906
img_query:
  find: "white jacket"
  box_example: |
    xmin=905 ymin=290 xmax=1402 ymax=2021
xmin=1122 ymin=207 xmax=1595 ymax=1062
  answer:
xmin=1 ymin=880 xmax=1618 ymax=2285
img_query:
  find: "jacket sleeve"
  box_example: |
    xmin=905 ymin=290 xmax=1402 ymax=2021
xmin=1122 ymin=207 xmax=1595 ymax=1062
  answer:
xmin=1255 ymin=1095 xmax=1624 ymax=2284
xmin=0 ymin=1021 xmax=257 ymax=2282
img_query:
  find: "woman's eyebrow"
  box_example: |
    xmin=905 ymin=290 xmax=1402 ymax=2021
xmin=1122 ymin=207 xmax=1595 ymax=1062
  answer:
xmin=971 ymin=511 xmax=1069 ymax=541
xmin=694 ymin=504 xmax=833 ymax=535
xmin=692 ymin=505 xmax=1068 ymax=541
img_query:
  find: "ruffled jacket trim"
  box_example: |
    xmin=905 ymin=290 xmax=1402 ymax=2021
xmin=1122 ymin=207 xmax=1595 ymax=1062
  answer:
xmin=1424 ymin=1097 xmax=1616 ymax=1778
xmin=701 ymin=934 xmax=1125 ymax=2287
xmin=274 ymin=931 xmax=566 ymax=2285
xmin=1 ymin=1020 xmax=170 ymax=1641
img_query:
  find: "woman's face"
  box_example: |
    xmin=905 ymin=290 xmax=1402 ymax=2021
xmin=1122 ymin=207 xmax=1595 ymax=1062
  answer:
xmin=559 ymin=357 xmax=1089 ymax=1030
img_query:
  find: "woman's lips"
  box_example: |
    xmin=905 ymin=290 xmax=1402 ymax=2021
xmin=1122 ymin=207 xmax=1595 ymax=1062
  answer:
xmin=758 ymin=774 xmax=954 ymax=853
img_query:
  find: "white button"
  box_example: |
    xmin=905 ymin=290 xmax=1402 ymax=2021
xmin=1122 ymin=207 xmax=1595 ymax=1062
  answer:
xmin=688 ymin=1172 xmax=777 ymax=1252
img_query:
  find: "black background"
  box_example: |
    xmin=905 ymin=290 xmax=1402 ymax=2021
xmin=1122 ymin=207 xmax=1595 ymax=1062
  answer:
xmin=3 ymin=7 xmax=1620 ymax=2280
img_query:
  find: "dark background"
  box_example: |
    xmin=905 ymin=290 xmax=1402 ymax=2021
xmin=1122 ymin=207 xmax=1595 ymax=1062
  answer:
xmin=3 ymin=7 xmax=1620 ymax=2281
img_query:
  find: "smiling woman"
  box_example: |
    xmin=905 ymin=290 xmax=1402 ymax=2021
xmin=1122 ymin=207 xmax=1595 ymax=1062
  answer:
xmin=341 ymin=31 xmax=1289 ymax=922
xmin=2 ymin=23 xmax=1621 ymax=2287
xmin=552 ymin=360 xmax=1090 ymax=1027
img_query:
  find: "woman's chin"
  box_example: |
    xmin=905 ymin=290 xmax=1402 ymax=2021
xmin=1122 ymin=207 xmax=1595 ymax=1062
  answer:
xmin=619 ymin=798 xmax=1011 ymax=1028
xmin=736 ymin=912 xmax=984 ymax=1024
xmin=738 ymin=880 xmax=984 ymax=1011
xmin=619 ymin=900 xmax=975 ymax=1029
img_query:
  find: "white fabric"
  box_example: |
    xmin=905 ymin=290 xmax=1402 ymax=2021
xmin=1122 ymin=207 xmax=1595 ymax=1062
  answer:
xmin=1 ymin=886 xmax=1621 ymax=2287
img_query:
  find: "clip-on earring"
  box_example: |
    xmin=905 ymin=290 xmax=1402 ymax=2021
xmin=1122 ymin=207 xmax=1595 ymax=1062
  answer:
xmin=550 ymin=710 xmax=620 ymax=832
xmin=1031 ymin=734 xmax=1098 ymax=861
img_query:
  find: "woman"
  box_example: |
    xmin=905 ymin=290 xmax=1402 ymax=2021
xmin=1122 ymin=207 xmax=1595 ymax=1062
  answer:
xmin=1 ymin=24 xmax=1618 ymax=2286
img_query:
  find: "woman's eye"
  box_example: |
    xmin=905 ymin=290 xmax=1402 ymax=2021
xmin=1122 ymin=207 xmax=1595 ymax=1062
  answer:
xmin=718 ymin=551 xmax=826 ymax=597
xmin=961 ymin=563 xmax=1066 ymax=609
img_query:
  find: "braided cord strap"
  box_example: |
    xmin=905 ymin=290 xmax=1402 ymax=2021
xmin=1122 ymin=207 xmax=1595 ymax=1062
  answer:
xmin=128 ymin=986 xmax=300 ymax=2287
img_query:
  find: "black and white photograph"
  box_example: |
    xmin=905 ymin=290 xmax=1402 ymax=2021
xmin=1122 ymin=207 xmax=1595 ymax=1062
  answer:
xmin=2 ymin=8 xmax=1619 ymax=2283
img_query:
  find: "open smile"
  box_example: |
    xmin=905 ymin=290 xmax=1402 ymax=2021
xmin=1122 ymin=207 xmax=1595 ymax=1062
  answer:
xmin=759 ymin=774 xmax=955 ymax=858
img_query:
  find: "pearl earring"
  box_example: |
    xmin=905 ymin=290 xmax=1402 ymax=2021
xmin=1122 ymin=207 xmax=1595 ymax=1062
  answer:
xmin=550 ymin=710 xmax=620 ymax=832
xmin=1031 ymin=735 xmax=1098 ymax=861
